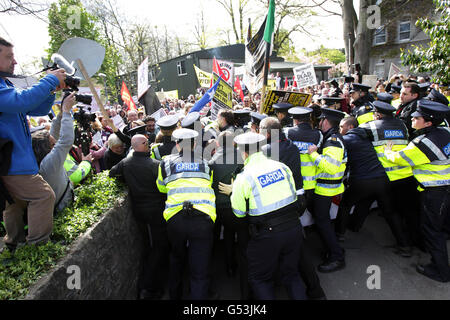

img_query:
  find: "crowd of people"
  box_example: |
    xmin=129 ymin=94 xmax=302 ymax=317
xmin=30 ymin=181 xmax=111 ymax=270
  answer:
xmin=1 ymin=36 xmax=450 ymax=300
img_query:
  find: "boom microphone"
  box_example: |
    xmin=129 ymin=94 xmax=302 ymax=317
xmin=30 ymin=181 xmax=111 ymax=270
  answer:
xmin=51 ymin=53 xmax=76 ymax=75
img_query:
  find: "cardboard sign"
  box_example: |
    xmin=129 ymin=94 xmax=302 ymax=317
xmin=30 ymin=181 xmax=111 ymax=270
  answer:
xmin=362 ymin=75 xmax=378 ymax=91
xmin=293 ymin=64 xmax=317 ymax=89
xmin=194 ymin=64 xmax=212 ymax=88
xmin=212 ymin=73 xmax=233 ymax=110
xmin=112 ymin=114 xmax=126 ymax=131
xmin=137 ymin=57 xmax=149 ymax=99
xmin=150 ymin=108 xmax=167 ymax=121
xmin=262 ymin=90 xmax=312 ymax=115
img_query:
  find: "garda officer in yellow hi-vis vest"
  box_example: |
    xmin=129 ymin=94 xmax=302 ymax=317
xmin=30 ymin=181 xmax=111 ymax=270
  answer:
xmin=156 ymin=128 xmax=215 ymax=300
xmin=64 ymin=151 xmax=92 ymax=186
xmin=384 ymin=100 xmax=450 ymax=283
xmin=307 ymin=108 xmax=346 ymax=273
xmin=230 ymin=132 xmax=306 ymax=300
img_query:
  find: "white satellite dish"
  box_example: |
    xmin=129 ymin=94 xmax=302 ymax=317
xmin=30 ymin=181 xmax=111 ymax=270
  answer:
xmin=57 ymin=37 xmax=105 ymax=80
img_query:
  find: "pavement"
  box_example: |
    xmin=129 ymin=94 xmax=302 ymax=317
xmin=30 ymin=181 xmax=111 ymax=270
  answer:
xmin=172 ymin=209 xmax=450 ymax=300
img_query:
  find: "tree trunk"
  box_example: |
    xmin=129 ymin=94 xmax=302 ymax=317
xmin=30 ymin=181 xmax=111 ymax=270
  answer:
xmin=354 ymin=0 xmax=374 ymax=75
xmin=340 ymin=0 xmax=356 ymax=73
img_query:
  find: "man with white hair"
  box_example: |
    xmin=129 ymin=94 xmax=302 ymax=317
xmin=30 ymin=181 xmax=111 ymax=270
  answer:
xmin=104 ymin=134 xmax=126 ymax=169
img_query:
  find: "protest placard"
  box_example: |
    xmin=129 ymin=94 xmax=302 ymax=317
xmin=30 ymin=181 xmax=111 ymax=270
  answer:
xmin=217 ymin=59 xmax=234 ymax=87
xmin=137 ymin=57 xmax=149 ymax=99
xmin=293 ymin=63 xmax=317 ymax=89
xmin=362 ymin=75 xmax=378 ymax=91
xmin=262 ymin=90 xmax=312 ymax=115
xmin=194 ymin=65 xmax=213 ymax=88
xmin=212 ymin=73 xmax=233 ymax=110
xmin=112 ymin=114 xmax=126 ymax=131
xmin=150 ymin=108 xmax=167 ymax=121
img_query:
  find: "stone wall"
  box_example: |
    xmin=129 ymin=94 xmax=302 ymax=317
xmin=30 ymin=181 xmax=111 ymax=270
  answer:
xmin=25 ymin=196 xmax=145 ymax=300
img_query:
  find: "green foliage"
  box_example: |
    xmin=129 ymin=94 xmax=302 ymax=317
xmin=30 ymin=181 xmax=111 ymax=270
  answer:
xmin=401 ymin=0 xmax=450 ymax=84
xmin=305 ymin=45 xmax=346 ymax=65
xmin=46 ymin=0 xmax=121 ymax=99
xmin=0 ymin=172 xmax=125 ymax=300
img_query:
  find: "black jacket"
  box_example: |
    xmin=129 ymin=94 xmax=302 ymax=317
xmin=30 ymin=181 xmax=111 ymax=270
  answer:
xmin=209 ymin=146 xmax=243 ymax=209
xmin=343 ymin=127 xmax=387 ymax=182
xmin=109 ymin=151 xmax=166 ymax=223
xmin=262 ymin=131 xmax=303 ymax=191
xmin=396 ymin=99 xmax=419 ymax=137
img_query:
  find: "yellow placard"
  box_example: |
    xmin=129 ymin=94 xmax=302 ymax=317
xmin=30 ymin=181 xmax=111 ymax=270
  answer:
xmin=267 ymin=79 xmax=276 ymax=91
xmin=194 ymin=64 xmax=213 ymax=88
xmin=262 ymin=90 xmax=312 ymax=115
xmin=213 ymin=73 xmax=233 ymax=109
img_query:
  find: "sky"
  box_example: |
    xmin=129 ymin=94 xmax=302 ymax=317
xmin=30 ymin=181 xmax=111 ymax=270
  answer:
xmin=0 ymin=0 xmax=349 ymax=74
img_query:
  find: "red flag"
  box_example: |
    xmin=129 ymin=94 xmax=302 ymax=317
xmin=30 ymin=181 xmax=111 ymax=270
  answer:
xmin=284 ymin=77 xmax=288 ymax=90
xmin=210 ymin=57 xmax=226 ymax=87
xmin=234 ymin=76 xmax=245 ymax=102
xmin=121 ymin=81 xmax=137 ymax=111
xmin=292 ymin=76 xmax=298 ymax=89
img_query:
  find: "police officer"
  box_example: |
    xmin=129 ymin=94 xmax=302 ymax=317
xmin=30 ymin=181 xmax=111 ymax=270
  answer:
xmin=230 ymin=132 xmax=306 ymax=300
xmin=249 ymin=111 xmax=267 ymax=133
xmin=307 ymin=108 xmax=346 ymax=273
xmin=287 ymin=107 xmax=323 ymax=212
xmin=64 ymin=149 xmax=93 ymax=186
xmin=360 ymin=101 xmax=416 ymax=255
xmin=181 ymin=111 xmax=208 ymax=152
xmin=151 ymin=114 xmax=179 ymax=160
xmin=273 ymin=103 xmax=294 ymax=128
xmin=350 ymin=83 xmax=375 ymax=125
xmin=156 ymin=128 xmax=216 ymax=299
xmin=389 ymin=84 xmax=402 ymax=109
xmin=384 ymin=100 xmax=450 ymax=282
xmin=260 ymin=117 xmax=326 ymax=300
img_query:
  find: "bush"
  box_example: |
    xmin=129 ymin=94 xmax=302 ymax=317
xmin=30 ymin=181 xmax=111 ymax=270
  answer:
xmin=0 ymin=171 xmax=125 ymax=300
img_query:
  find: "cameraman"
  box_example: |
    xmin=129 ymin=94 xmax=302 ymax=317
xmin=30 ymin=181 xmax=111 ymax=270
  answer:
xmin=0 ymin=37 xmax=66 ymax=249
xmin=32 ymin=92 xmax=77 ymax=213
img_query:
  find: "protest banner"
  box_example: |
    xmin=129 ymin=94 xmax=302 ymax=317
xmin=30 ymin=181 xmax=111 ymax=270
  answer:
xmin=121 ymin=81 xmax=137 ymax=111
xmin=137 ymin=57 xmax=149 ymax=99
xmin=262 ymin=90 xmax=312 ymax=115
xmin=156 ymin=90 xmax=179 ymax=100
xmin=244 ymin=16 xmax=267 ymax=94
xmin=194 ymin=64 xmax=212 ymax=88
xmin=293 ymin=63 xmax=317 ymax=89
xmin=362 ymin=75 xmax=378 ymax=91
xmin=267 ymin=79 xmax=276 ymax=91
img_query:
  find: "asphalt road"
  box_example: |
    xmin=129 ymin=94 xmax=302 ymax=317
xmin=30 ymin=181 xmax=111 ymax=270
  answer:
xmin=171 ymin=210 xmax=450 ymax=300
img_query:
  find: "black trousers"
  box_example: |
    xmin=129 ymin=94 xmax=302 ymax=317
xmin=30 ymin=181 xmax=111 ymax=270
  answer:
xmin=390 ymin=176 xmax=422 ymax=247
xmin=167 ymin=210 xmax=214 ymax=300
xmin=214 ymin=207 xmax=251 ymax=300
xmin=420 ymin=187 xmax=450 ymax=281
xmin=134 ymin=206 xmax=169 ymax=298
xmin=335 ymin=176 xmax=409 ymax=247
xmin=247 ymin=224 xmax=306 ymax=300
xmin=311 ymin=193 xmax=345 ymax=262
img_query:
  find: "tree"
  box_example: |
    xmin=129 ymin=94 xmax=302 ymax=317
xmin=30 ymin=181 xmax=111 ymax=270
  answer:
xmin=306 ymin=45 xmax=346 ymax=64
xmin=193 ymin=9 xmax=209 ymax=49
xmin=0 ymin=0 xmax=47 ymax=14
xmin=215 ymin=0 xmax=251 ymax=44
xmin=401 ymin=0 xmax=450 ymax=84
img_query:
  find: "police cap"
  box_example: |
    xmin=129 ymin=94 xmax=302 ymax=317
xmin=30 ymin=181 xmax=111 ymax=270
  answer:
xmin=320 ymin=96 xmax=344 ymax=106
xmin=250 ymin=111 xmax=267 ymax=124
xmin=288 ymin=107 xmax=313 ymax=120
xmin=181 ymin=112 xmax=200 ymax=129
xmin=376 ymin=92 xmax=394 ymax=104
xmin=343 ymin=75 xmax=355 ymax=83
xmin=411 ymin=99 xmax=450 ymax=120
xmin=172 ymin=128 xmax=199 ymax=141
xmin=418 ymin=82 xmax=431 ymax=94
xmin=156 ymin=114 xmax=179 ymax=129
xmin=234 ymin=132 xmax=266 ymax=146
xmin=389 ymin=84 xmax=402 ymax=94
xmin=349 ymin=83 xmax=372 ymax=93
xmin=318 ymin=108 xmax=346 ymax=121
xmin=128 ymin=124 xmax=147 ymax=137
xmin=373 ymin=101 xmax=396 ymax=115
xmin=427 ymin=88 xmax=449 ymax=106
xmin=233 ymin=109 xmax=251 ymax=117
xmin=328 ymin=79 xmax=339 ymax=88
xmin=272 ymin=103 xmax=293 ymax=112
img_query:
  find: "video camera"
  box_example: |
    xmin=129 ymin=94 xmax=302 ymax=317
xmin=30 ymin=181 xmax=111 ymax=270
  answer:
xmin=73 ymin=106 xmax=96 ymax=156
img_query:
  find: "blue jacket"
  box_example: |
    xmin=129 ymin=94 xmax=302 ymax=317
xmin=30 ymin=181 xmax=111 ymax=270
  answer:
xmin=0 ymin=75 xmax=59 ymax=175
xmin=343 ymin=127 xmax=387 ymax=182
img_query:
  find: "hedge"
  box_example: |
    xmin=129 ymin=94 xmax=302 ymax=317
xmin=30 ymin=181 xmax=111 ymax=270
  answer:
xmin=0 ymin=171 xmax=125 ymax=300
